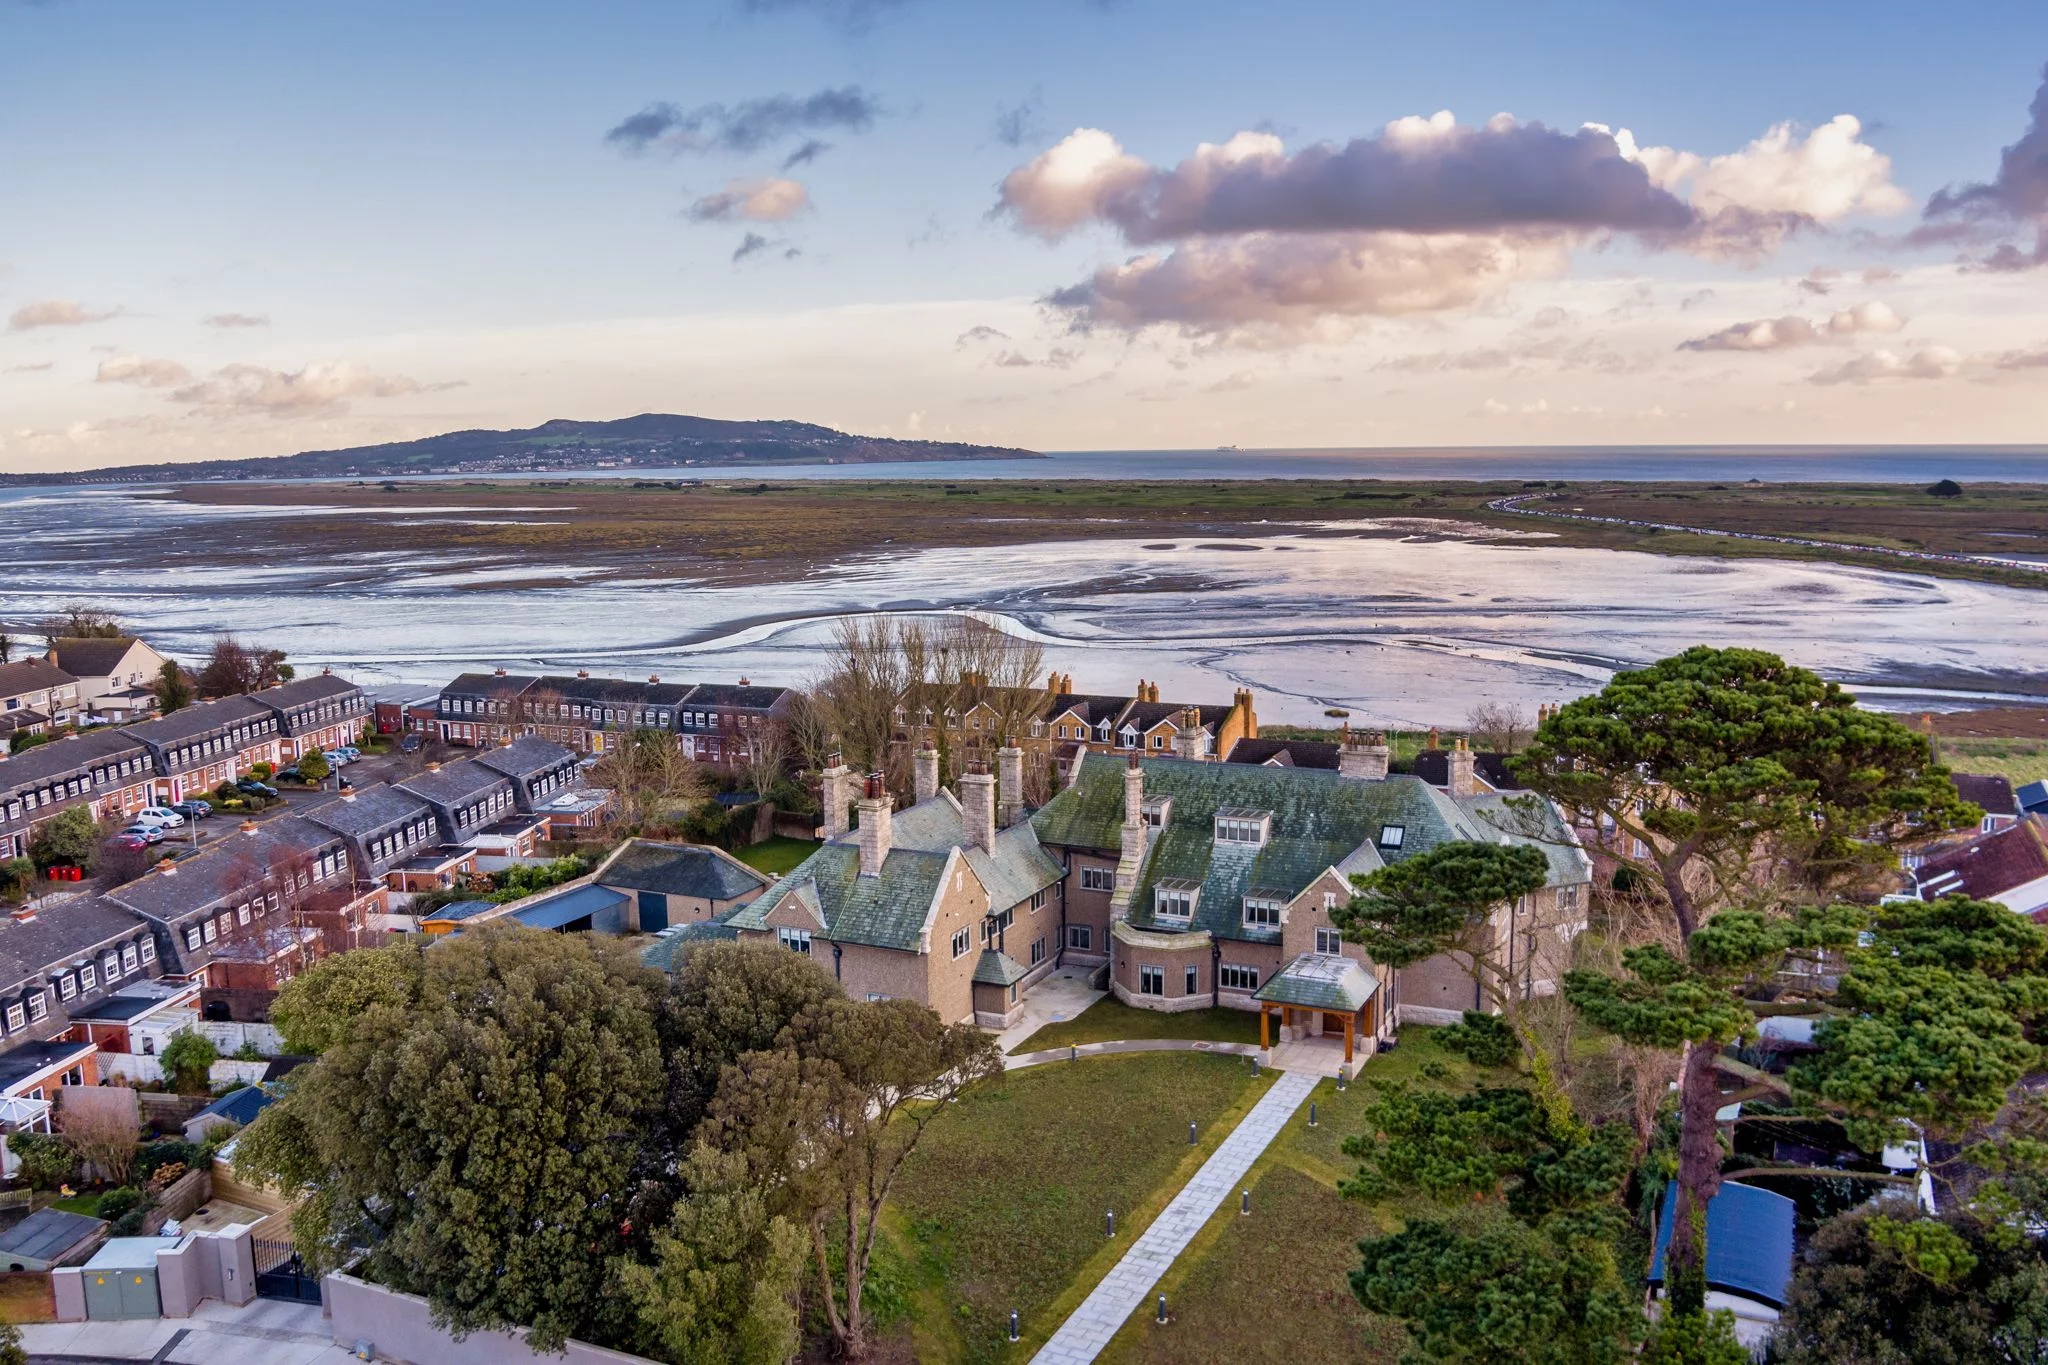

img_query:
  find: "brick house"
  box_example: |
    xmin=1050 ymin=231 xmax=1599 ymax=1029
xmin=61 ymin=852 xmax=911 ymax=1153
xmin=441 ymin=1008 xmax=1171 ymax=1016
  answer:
xmin=0 ymin=656 xmax=81 ymax=742
xmin=436 ymin=670 xmax=537 ymax=747
xmin=436 ymin=669 xmax=796 ymax=769
xmin=672 ymin=682 xmax=797 ymax=768
xmin=250 ymin=672 xmax=371 ymax=761
xmin=51 ymin=637 xmax=168 ymax=724
xmin=0 ymin=731 xmax=157 ymax=861
xmin=0 ymin=895 xmax=164 ymax=1052
xmin=120 ymin=695 xmax=283 ymax=806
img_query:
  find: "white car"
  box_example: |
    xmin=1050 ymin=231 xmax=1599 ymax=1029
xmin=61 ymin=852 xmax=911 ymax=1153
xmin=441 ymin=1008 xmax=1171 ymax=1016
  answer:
xmin=133 ymin=807 xmax=186 ymax=829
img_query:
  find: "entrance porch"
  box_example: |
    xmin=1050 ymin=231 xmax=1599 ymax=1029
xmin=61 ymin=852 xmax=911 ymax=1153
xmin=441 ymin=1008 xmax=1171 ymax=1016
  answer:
xmin=1253 ymin=954 xmax=1384 ymax=1065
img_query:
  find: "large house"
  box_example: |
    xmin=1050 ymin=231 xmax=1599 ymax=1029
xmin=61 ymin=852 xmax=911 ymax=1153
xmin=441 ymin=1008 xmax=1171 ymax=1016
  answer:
xmin=434 ymin=669 xmax=797 ymax=765
xmin=0 ymin=657 xmax=81 ymax=743
xmin=51 ymin=638 xmax=168 ymax=724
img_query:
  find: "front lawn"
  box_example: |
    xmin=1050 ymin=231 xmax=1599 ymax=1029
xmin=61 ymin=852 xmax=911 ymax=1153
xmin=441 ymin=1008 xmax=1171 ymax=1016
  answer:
xmin=734 ymin=836 xmax=819 ymax=877
xmin=891 ymin=1050 xmax=1274 ymax=1364
xmin=1011 ymin=996 xmax=1260 ymax=1053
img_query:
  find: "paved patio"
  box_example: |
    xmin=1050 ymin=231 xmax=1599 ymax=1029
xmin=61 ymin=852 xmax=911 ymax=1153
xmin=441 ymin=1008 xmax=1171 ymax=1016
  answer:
xmin=996 ymin=967 xmax=1106 ymax=1052
xmin=23 ymin=1297 xmax=354 ymax=1365
xmin=1030 ymin=1068 xmax=1320 ymax=1364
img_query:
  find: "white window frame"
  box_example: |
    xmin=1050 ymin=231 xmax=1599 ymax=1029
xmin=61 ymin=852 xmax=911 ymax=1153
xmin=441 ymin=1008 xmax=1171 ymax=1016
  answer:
xmin=777 ymin=927 xmax=812 ymax=954
xmin=1154 ymin=886 xmax=1195 ymax=921
xmin=951 ymin=927 xmax=971 ymax=959
xmin=1080 ymin=866 xmax=1114 ymax=893
xmin=1138 ymin=965 xmax=1164 ymax=996
xmin=1315 ymin=926 xmax=1344 ymax=955
xmin=1242 ymin=897 xmax=1283 ymax=929
xmin=1378 ymin=824 xmax=1406 ymax=849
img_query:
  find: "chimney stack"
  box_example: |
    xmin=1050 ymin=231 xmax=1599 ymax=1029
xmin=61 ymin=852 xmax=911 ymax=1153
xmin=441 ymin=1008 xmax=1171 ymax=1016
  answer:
xmin=1173 ymin=709 xmax=1210 ymax=761
xmin=494 ymin=667 xmax=507 ymax=677
xmin=913 ymin=745 xmax=940 ymax=804
xmin=1448 ymin=737 xmax=1480 ymax=798
xmin=241 ymin=819 xmax=259 ymax=836
xmin=821 ymin=753 xmax=856 ymax=840
xmin=577 ymin=669 xmax=590 ymax=680
xmin=156 ymin=857 xmax=177 ymax=876
xmin=1123 ymin=753 xmax=1145 ymax=828
xmin=855 ymin=772 xmax=892 ymax=877
xmin=997 ymin=742 xmax=1025 ymax=827
xmin=649 ymin=675 xmax=659 ymax=684
xmin=1427 ymin=726 xmax=1440 ymax=750
xmin=962 ymin=760 xmax=996 ymax=853
xmin=1339 ymin=729 xmax=1391 ymax=781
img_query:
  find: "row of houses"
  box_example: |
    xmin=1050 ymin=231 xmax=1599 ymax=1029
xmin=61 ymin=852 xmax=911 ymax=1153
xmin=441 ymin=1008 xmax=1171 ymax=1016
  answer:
xmin=434 ymin=670 xmax=798 ymax=763
xmin=0 ymin=734 xmax=594 ymax=1143
xmin=0 ymin=673 xmax=373 ymax=863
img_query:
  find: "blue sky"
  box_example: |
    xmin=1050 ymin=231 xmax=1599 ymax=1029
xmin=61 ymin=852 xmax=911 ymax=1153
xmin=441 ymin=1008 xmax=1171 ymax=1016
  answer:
xmin=5 ymin=0 xmax=2048 ymax=469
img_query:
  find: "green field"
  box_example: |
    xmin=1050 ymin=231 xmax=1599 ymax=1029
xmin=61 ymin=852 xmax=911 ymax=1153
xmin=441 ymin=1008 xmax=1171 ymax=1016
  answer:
xmin=1939 ymin=737 xmax=2048 ymax=786
xmin=889 ymin=1051 xmax=1274 ymax=1363
xmin=733 ymin=836 xmax=819 ymax=876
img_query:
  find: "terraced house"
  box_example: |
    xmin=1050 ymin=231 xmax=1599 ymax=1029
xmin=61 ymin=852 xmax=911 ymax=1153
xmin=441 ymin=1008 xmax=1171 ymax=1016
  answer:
xmin=434 ymin=668 xmax=796 ymax=765
xmin=0 ymin=731 xmax=157 ymax=861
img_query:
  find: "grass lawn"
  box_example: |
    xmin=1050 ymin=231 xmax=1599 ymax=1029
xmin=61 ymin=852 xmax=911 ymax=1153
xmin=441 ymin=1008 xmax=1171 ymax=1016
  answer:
xmin=734 ymin=836 xmax=819 ymax=877
xmin=1098 ymin=1027 xmax=1513 ymax=1365
xmin=50 ymin=1193 xmax=102 ymax=1217
xmin=1939 ymin=736 xmax=2048 ymax=786
xmin=890 ymin=1051 xmax=1274 ymax=1364
xmin=1011 ymin=996 xmax=1260 ymax=1053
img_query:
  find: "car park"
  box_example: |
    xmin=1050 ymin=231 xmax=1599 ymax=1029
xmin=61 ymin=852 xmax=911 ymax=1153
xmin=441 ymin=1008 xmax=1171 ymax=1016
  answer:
xmin=171 ymin=799 xmax=212 ymax=819
xmin=134 ymin=807 xmax=185 ymax=829
xmin=237 ymin=778 xmax=280 ymax=799
xmin=121 ymin=824 xmax=166 ymax=844
xmin=112 ymin=832 xmax=151 ymax=851
xmin=334 ymin=746 xmax=361 ymax=761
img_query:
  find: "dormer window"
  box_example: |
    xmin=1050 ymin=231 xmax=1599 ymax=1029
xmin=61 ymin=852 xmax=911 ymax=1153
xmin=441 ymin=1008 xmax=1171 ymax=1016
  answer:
xmin=1377 ymin=824 xmax=1406 ymax=850
xmin=1154 ymin=882 xmax=1198 ymax=921
xmin=1097 ymin=721 xmax=1112 ymax=740
xmin=1119 ymin=725 xmax=1139 ymax=748
xmin=1142 ymin=795 xmax=1172 ymax=829
xmin=1214 ymin=809 xmax=1271 ymax=847
xmin=1242 ymin=895 xmax=1284 ymax=928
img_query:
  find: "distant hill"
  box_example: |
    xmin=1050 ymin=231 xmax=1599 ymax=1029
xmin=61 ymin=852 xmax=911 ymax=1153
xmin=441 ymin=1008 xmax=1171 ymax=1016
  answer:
xmin=8 ymin=413 xmax=1043 ymax=484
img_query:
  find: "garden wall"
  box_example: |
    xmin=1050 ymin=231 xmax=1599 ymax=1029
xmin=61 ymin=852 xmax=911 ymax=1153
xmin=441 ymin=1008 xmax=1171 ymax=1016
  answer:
xmin=324 ymin=1274 xmax=657 ymax=1365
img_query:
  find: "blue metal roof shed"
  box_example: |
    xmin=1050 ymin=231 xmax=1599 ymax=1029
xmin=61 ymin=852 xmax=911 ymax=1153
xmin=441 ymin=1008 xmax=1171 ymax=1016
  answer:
xmin=1648 ymin=1181 xmax=1797 ymax=1308
xmin=509 ymin=883 xmax=630 ymax=933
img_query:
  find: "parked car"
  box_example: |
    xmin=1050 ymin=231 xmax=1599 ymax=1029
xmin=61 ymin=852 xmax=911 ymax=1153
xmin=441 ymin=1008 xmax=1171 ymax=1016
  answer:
xmin=111 ymin=832 xmax=152 ymax=851
xmin=121 ymin=824 xmax=166 ymax=844
xmin=236 ymin=778 xmax=279 ymax=799
xmin=170 ymin=799 xmax=212 ymax=819
xmin=334 ymin=746 xmax=361 ymax=761
xmin=134 ymin=807 xmax=185 ymax=829
xmin=275 ymin=766 xmax=303 ymax=783
xmin=399 ymin=734 xmax=423 ymax=753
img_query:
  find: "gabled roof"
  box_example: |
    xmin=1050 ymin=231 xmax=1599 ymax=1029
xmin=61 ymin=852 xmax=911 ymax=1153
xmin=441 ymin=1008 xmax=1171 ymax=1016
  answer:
xmin=192 ymin=1083 xmax=276 ymax=1127
xmin=1042 ymin=694 xmax=1133 ymax=727
xmin=398 ymin=761 xmax=509 ymax=809
xmin=250 ymin=673 xmax=362 ymax=710
xmin=299 ymin=785 xmax=435 ymax=840
xmin=1915 ymin=816 xmax=2048 ymax=904
xmin=0 ymin=657 xmax=77 ymax=699
xmin=1952 ymin=773 xmax=2019 ymax=819
xmin=472 ymin=735 xmax=579 ymax=783
xmin=731 ymin=842 xmax=954 ymax=952
xmin=1649 ymin=1182 xmax=1795 ymax=1308
xmin=1451 ymin=791 xmax=1594 ymax=888
xmin=854 ymin=791 xmax=1061 ymax=912
xmin=684 ymin=683 xmax=792 ymax=710
xmin=1255 ymin=954 xmax=1379 ymax=1010
xmin=51 ymin=637 xmax=148 ymax=679
xmin=1224 ymin=738 xmax=1339 ymax=770
xmin=103 ymin=816 xmax=343 ymax=922
xmin=0 ymin=895 xmax=149 ymax=989
xmin=533 ymin=674 xmax=658 ymax=706
xmin=1410 ymin=749 xmax=1525 ymax=791
xmin=0 ymin=730 xmax=151 ymax=792
xmin=121 ymin=694 xmax=272 ymax=747
xmin=440 ymin=672 xmax=538 ymax=699
xmin=973 ymin=949 xmax=1029 ymax=987
xmin=597 ymin=840 xmax=770 ymax=902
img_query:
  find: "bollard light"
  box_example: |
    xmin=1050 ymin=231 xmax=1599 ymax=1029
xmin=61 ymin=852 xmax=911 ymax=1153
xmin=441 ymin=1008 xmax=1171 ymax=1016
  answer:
xmin=1309 ymin=1101 xmax=1319 ymax=1128
xmin=1009 ymin=1310 xmax=1020 ymax=1343
xmin=1188 ymin=1120 xmax=1197 ymax=1145
xmin=1157 ymin=1294 xmax=1168 ymax=1325
xmin=1251 ymin=1057 xmax=1260 ymax=1077
xmin=1337 ymin=1067 xmax=1348 ymax=1092
xmin=1106 ymin=1209 xmax=1115 ymax=1238
xmin=1071 ymin=1045 xmax=1078 ymax=1062
xmin=1241 ymin=1188 xmax=1250 ymax=1216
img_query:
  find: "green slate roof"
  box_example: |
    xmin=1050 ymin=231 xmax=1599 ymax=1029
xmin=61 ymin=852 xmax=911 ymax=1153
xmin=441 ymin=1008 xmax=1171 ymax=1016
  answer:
xmin=1255 ymin=954 xmax=1381 ymax=1011
xmin=640 ymin=918 xmax=740 ymax=972
xmin=598 ymin=839 xmax=771 ymax=901
xmin=889 ymin=791 xmax=1064 ymax=912
xmin=730 ymin=841 xmax=952 ymax=952
xmin=1034 ymin=754 xmax=1463 ymax=943
xmin=972 ymin=949 xmax=1029 ymax=986
xmin=1450 ymin=792 xmax=1594 ymax=888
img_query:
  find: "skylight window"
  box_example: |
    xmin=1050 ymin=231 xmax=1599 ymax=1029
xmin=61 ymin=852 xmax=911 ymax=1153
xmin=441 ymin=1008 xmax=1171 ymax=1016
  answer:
xmin=1378 ymin=824 xmax=1406 ymax=849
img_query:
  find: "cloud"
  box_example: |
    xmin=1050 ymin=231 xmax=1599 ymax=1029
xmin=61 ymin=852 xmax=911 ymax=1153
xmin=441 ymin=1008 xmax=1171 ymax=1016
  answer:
xmin=986 ymin=346 xmax=1077 ymax=369
xmin=96 ymin=354 xmax=193 ymax=388
xmin=993 ymin=92 xmax=1044 ymax=149
xmin=604 ymin=87 xmax=879 ymax=157
xmin=1994 ymin=344 xmax=2048 ymax=370
xmin=780 ymin=139 xmax=830 ymax=169
xmin=202 ymin=312 xmax=270 ymax=329
xmin=688 ymin=177 xmax=811 ymax=223
xmin=3 ymin=361 xmax=54 ymax=373
xmin=1002 ymin=109 xmax=1907 ymax=339
xmin=170 ymin=360 xmax=426 ymax=416
xmin=955 ymin=325 xmax=1011 ymax=346
xmin=1798 ymin=266 xmax=1839 ymax=295
xmin=8 ymin=298 xmax=116 ymax=330
xmin=1205 ymin=369 xmax=1257 ymax=393
xmin=1678 ymin=300 xmax=1903 ymax=352
xmin=1807 ymin=346 xmax=1962 ymax=385
xmin=1921 ymin=64 xmax=2048 ymax=269
xmin=731 ymin=233 xmax=801 ymax=264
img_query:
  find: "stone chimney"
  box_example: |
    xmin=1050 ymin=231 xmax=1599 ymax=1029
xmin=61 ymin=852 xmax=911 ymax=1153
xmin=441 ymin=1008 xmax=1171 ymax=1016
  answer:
xmin=855 ymin=772 xmax=892 ymax=877
xmin=1338 ymin=727 xmax=1391 ymax=781
xmin=961 ymin=760 xmax=996 ymax=853
xmin=821 ymin=753 xmax=856 ymax=840
xmin=997 ymin=742 xmax=1025 ymax=827
xmin=1448 ymin=738 xmax=1480 ymax=798
xmin=913 ymin=745 xmax=940 ymax=804
xmin=241 ymin=819 xmax=260 ymax=836
xmin=1427 ymin=726 xmax=1440 ymax=750
xmin=1111 ymin=755 xmax=1149 ymax=917
xmin=1173 ymin=708 xmax=1211 ymax=761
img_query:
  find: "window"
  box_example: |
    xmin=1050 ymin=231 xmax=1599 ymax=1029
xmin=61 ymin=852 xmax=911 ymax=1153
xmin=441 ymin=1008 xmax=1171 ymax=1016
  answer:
xmin=1559 ymin=884 xmax=1580 ymax=911
xmin=56 ymin=974 xmax=76 ymax=1001
xmin=202 ymin=919 xmax=218 ymax=944
xmin=982 ymin=907 xmax=1014 ymax=944
xmin=237 ymin=904 xmax=253 ymax=926
xmin=1150 ymin=734 xmax=1166 ymax=749
xmin=184 ymin=927 xmax=201 ymax=952
xmin=1080 ymin=867 xmax=1114 ymax=893
xmin=1242 ymin=897 xmax=1283 ymax=928
xmin=1139 ymin=965 xmax=1164 ymax=996
xmin=1067 ymin=925 xmax=1093 ymax=951
xmin=1030 ymin=936 xmax=1046 ymax=965
xmin=1218 ymin=963 xmax=1259 ymax=991
xmin=1154 ymin=886 xmax=1195 ymax=920
xmin=1315 ymin=927 xmax=1343 ymax=955
xmin=79 ymin=964 xmax=96 ymax=990
xmin=1214 ymin=812 xmax=1269 ymax=846
xmin=139 ymin=939 xmax=155 ymax=964
xmin=3 ymin=1004 xmax=21 ymax=1032
xmin=26 ymin=994 xmax=45 ymax=1023
xmin=1324 ymin=891 xmax=1339 ymax=911
xmin=1029 ymin=889 xmax=1048 ymax=911
xmin=1185 ymin=964 xmax=1199 ymax=995
xmin=102 ymin=953 xmax=119 ymax=981
xmin=777 ymin=927 xmax=812 ymax=954
xmin=1377 ymin=824 xmax=1405 ymax=849
xmin=952 ymin=927 xmax=971 ymax=959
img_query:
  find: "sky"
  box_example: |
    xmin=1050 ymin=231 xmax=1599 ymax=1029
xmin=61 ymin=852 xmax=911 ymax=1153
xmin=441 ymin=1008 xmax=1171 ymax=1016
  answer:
xmin=4 ymin=0 xmax=2048 ymax=472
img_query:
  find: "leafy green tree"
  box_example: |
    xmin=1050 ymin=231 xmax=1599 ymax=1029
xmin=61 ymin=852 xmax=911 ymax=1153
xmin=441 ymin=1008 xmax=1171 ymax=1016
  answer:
xmin=6 ymin=732 xmax=47 ymax=756
xmin=0 ymin=630 xmax=12 ymax=665
xmin=1638 ymin=1310 xmax=1749 ymax=1365
xmin=268 ymin=941 xmax=423 ymax=1055
xmin=296 ymin=750 xmax=331 ymax=783
xmin=615 ymin=1146 xmax=805 ymax=1365
xmin=709 ymin=997 xmax=1002 ymax=1360
xmin=158 ymin=1029 xmax=220 ymax=1094
xmin=7 ymin=1130 xmax=78 ymax=1190
xmin=0 ymin=858 xmax=34 ymax=905
xmin=656 ymin=939 xmax=842 ymax=1145
xmin=1515 ymin=647 xmax=1976 ymax=1311
xmin=0 ymin=1309 xmax=23 ymax=1365
xmin=235 ymin=928 xmax=665 ymax=1351
xmin=27 ymin=806 xmax=98 ymax=873
xmin=1772 ymin=1209 xmax=2048 ymax=1363
xmin=153 ymin=660 xmax=192 ymax=715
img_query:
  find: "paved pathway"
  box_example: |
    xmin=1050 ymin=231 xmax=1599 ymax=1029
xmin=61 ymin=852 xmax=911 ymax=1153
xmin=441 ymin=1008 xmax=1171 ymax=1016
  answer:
xmin=1030 ymin=1068 xmax=1320 ymax=1364
xmin=23 ymin=1298 xmax=352 ymax=1365
xmin=1004 ymin=1037 xmax=1264 ymax=1072
xmin=996 ymin=969 xmax=1107 ymax=1054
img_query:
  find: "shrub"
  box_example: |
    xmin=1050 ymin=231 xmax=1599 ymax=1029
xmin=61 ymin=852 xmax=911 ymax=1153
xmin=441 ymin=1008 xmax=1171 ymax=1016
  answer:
xmin=95 ymin=1187 xmax=143 ymax=1223
xmin=7 ymin=1131 xmax=77 ymax=1191
xmin=250 ymin=762 xmax=274 ymax=780
xmin=1437 ymin=1010 xmax=1519 ymax=1068
xmin=1926 ymin=478 xmax=1963 ymax=498
xmin=159 ymin=1030 xmax=220 ymax=1094
xmin=0 ymin=858 xmax=34 ymax=905
xmin=296 ymin=751 xmax=330 ymax=783
xmin=144 ymin=1162 xmax=187 ymax=1194
xmin=135 ymin=1138 xmax=201 ymax=1184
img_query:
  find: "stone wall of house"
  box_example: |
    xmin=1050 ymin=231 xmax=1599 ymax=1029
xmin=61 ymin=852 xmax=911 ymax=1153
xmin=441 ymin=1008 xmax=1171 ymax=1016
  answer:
xmin=1109 ymin=932 xmax=1212 ymax=1012
xmin=1058 ymin=852 xmax=1117 ymax=964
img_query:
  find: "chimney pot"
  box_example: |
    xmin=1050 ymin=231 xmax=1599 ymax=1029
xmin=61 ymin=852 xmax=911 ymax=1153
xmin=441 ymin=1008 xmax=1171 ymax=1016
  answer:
xmin=738 ymin=676 xmax=751 ymax=686
xmin=157 ymin=857 xmax=177 ymax=875
xmin=241 ymin=819 xmax=259 ymax=835
xmin=577 ymin=670 xmax=589 ymax=680
xmin=494 ymin=667 xmax=507 ymax=676
xmin=962 ymin=763 xmax=997 ymax=852
xmin=649 ymin=675 xmax=659 ymax=684
xmin=855 ymin=775 xmax=893 ymax=876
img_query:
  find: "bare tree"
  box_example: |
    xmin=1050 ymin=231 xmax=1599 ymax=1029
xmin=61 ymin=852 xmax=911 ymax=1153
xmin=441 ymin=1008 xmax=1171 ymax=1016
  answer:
xmin=782 ymin=691 xmax=836 ymax=776
xmin=1465 ymin=701 xmax=1534 ymax=753
xmin=742 ymin=723 xmax=791 ymax=802
xmin=809 ymin=616 xmax=910 ymax=776
xmin=38 ymin=604 xmax=124 ymax=648
xmin=590 ymin=729 xmax=709 ymax=830
xmin=63 ymin=1104 xmax=140 ymax=1186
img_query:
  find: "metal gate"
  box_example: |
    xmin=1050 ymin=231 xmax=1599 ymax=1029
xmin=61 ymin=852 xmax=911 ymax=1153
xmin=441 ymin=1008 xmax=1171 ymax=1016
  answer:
xmin=253 ymin=1237 xmax=322 ymax=1304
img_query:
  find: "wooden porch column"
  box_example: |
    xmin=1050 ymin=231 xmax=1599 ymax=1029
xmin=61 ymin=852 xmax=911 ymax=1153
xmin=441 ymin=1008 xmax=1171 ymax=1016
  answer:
xmin=1259 ymin=1004 xmax=1269 ymax=1050
xmin=1344 ymin=1013 xmax=1355 ymax=1064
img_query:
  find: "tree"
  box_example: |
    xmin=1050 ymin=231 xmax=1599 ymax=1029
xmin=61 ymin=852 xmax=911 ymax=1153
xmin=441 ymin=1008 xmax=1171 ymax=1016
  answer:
xmin=63 ymin=1104 xmax=140 ymax=1186
xmin=0 ymin=1311 xmax=22 ymax=1365
xmin=198 ymin=637 xmax=258 ymax=697
xmin=7 ymin=1130 xmax=78 ymax=1190
xmin=807 ymin=616 xmax=909 ymax=777
xmin=234 ymin=928 xmax=664 ymax=1351
xmin=1512 ymin=647 xmax=1977 ymax=1312
xmin=28 ymin=806 xmax=98 ymax=873
xmin=1466 ymin=701 xmax=1535 ymax=754
xmin=37 ymin=604 xmax=122 ymax=648
xmin=709 ymin=997 xmax=1002 ymax=1360
xmin=1927 ymin=478 xmax=1964 ymax=498
xmin=296 ymin=750 xmax=331 ymax=784
xmin=590 ymin=728 xmax=708 ymax=830
xmin=7 ymin=732 xmax=48 ymax=756
xmin=741 ymin=722 xmax=790 ymax=803
xmin=1772 ymin=1208 xmax=2048 ymax=1363
xmin=615 ymin=1146 xmax=805 ymax=1365
xmin=153 ymin=660 xmax=193 ymax=714
xmin=0 ymin=858 xmax=32 ymax=905
xmin=0 ymin=630 xmax=12 ymax=665
xmin=159 ymin=1029 xmax=220 ymax=1094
